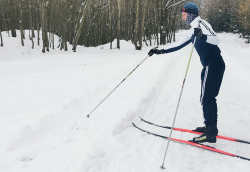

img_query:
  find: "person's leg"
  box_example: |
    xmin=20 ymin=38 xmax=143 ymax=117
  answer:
xmin=201 ymin=61 xmax=225 ymax=127
xmin=192 ymin=61 xmax=225 ymax=143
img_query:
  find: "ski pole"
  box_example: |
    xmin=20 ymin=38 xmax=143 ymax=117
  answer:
xmin=87 ymin=53 xmax=152 ymax=118
xmin=161 ymin=23 xmax=201 ymax=169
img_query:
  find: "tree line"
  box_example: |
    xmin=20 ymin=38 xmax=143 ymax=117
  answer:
xmin=0 ymin=0 xmax=249 ymax=52
xmin=204 ymin=0 xmax=250 ymax=43
xmin=0 ymin=0 xmax=190 ymax=52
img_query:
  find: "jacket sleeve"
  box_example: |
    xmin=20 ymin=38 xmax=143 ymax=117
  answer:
xmin=205 ymin=35 xmax=220 ymax=45
xmin=161 ymin=34 xmax=192 ymax=54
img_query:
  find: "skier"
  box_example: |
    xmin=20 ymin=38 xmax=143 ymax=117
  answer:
xmin=148 ymin=2 xmax=225 ymax=143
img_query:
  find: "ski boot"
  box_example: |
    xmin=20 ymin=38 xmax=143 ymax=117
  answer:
xmin=193 ymin=126 xmax=218 ymax=136
xmin=190 ymin=125 xmax=217 ymax=143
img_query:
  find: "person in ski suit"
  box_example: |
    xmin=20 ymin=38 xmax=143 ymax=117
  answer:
xmin=148 ymin=2 xmax=225 ymax=143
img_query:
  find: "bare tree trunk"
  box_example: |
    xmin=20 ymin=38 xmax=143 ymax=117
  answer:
xmin=68 ymin=23 xmax=72 ymax=45
xmin=44 ymin=3 xmax=49 ymax=52
xmin=63 ymin=1 xmax=68 ymax=51
xmin=1 ymin=10 xmax=8 ymax=32
xmin=49 ymin=1 xmax=54 ymax=50
xmin=52 ymin=32 xmax=54 ymax=49
xmin=40 ymin=0 xmax=45 ymax=52
xmin=117 ymin=0 xmax=121 ymax=49
xmin=41 ymin=1 xmax=45 ymax=50
xmin=72 ymin=0 xmax=89 ymax=52
xmin=134 ymin=0 xmax=140 ymax=50
xmin=64 ymin=37 xmax=68 ymax=51
xmin=59 ymin=0 xmax=64 ymax=50
xmin=0 ymin=3 xmax=3 ymax=46
xmin=108 ymin=0 xmax=112 ymax=49
xmin=172 ymin=4 xmax=180 ymax=42
xmin=68 ymin=0 xmax=74 ymax=45
xmin=37 ymin=16 xmax=40 ymax=46
xmin=36 ymin=0 xmax=40 ymax=46
xmin=156 ymin=0 xmax=160 ymax=46
xmin=139 ymin=0 xmax=148 ymax=49
xmin=9 ymin=0 xmax=17 ymax=37
xmin=48 ymin=1 xmax=52 ymax=49
xmin=40 ymin=0 xmax=49 ymax=53
xmin=19 ymin=0 xmax=24 ymax=46
xmin=173 ymin=30 xmax=176 ymax=42
xmin=0 ymin=29 xmax=3 ymax=46
xmin=28 ymin=0 xmax=34 ymax=49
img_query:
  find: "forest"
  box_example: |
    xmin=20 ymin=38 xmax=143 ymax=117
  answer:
xmin=0 ymin=0 xmax=250 ymax=52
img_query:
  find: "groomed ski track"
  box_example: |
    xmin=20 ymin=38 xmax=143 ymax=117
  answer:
xmin=83 ymin=32 xmax=250 ymax=172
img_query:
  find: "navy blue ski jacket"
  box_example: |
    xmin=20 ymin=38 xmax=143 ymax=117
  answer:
xmin=161 ymin=16 xmax=223 ymax=67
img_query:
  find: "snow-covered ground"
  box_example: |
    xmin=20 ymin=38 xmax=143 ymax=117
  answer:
xmin=0 ymin=30 xmax=250 ymax=172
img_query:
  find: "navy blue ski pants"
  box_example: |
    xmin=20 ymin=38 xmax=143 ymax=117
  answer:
xmin=200 ymin=59 xmax=225 ymax=126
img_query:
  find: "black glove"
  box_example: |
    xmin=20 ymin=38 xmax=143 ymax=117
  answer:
xmin=148 ymin=47 xmax=162 ymax=56
xmin=194 ymin=28 xmax=203 ymax=38
xmin=194 ymin=28 xmax=208 ymax=41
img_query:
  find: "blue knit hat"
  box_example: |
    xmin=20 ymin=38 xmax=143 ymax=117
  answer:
xmin=181 ymin=2 xmax=199 ymax=16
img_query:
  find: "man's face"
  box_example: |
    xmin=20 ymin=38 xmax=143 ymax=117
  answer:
xmin=182 ymin=12 xmax=188 ymax=21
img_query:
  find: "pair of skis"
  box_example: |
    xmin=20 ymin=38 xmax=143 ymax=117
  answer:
xmin=133 ymin=117 xmax=250 ymax=161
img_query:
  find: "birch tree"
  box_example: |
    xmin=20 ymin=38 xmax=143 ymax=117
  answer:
xmin=9 ymin=0 xmax=17 ymax=37
xmin=28 ymin=0 xmax=34 ymax=49
xmin=72 ymin=0 xmax=90 ymax=52
xmin=19 ymin=0 xmax=24 ymax=46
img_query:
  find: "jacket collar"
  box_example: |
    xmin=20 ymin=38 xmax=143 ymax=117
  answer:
xmin=190 ymin=16 xmax=201 ymax=28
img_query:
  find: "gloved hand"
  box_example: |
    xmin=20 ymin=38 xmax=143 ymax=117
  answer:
xmin=148 ymin=47 xmax=163 ymax=56
xmin=194 ymin=28 xmax=203 ymax=38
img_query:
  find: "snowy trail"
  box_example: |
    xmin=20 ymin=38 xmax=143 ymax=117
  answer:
xmin=84 ymin=33 xmax=250 ymax=172
xmin=83 ymin=34 xmax=250 ymax=171
xmin=1 ymin=31 xmax=250 ymax=172
xmin=83 ymin=43 xmax=201 ymax=172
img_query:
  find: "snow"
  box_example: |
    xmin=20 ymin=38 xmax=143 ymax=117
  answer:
xmin=0 ymin=30 xmax=250 ymax=172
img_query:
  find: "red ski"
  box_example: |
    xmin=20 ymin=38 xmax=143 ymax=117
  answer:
xmin=132 ymin=123 xmax=250 ymax=162
xmin=139 ymin=117 xmax=250 ymax=144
